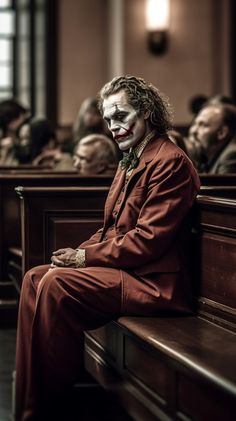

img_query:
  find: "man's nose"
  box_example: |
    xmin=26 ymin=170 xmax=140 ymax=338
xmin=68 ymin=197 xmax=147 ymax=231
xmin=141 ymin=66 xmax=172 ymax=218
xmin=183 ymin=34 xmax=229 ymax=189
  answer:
xmin=189 ymin=124 xmax=198 ymax=138
xmin=73 ymin=157 xmax=80 ymax=170
xmin=109 ymin=121 xmax=120 ymax=133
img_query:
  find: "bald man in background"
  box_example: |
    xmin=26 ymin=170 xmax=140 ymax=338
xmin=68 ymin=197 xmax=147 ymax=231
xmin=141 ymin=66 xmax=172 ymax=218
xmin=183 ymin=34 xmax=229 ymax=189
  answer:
xmin=186 ymin=103 xmax=236 ymax=173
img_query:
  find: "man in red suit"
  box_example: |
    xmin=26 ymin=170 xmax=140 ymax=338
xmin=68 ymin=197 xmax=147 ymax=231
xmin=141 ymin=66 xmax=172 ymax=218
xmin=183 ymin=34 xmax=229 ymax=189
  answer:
xmin=15 ymin=76 xmax=200 ymax=420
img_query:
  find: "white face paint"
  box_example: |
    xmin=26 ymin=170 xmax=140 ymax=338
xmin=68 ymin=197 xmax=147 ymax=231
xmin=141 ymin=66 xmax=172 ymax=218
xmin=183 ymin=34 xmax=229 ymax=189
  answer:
xmin=102 ymin=91 xmax=149 ymax=151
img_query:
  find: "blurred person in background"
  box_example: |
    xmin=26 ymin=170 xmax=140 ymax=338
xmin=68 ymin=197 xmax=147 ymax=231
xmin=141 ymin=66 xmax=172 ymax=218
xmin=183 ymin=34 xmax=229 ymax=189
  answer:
xmin=205 ymin=94 xmax=236 ymax=107
xmin=188 ymin=94 xmax=208 ymax=118
xmin=30 ymin=118 xmax=57 ymax=166
xmin=73 ymin=97 xmax=111 ymax=144
xmin=186 ymin=103 xmax=236 ymax=173
xmin=15 ymin=118 xmax=32 ymax=163
xmin=168 ymin=129 xmax=189 ymax=155
xmin=73 ymin=133 xmax=118 ymax=175
xmin=18 ymin=118 xmax=72 ymax=170
xmin=0 ymin=99 xmax=29 ymax=165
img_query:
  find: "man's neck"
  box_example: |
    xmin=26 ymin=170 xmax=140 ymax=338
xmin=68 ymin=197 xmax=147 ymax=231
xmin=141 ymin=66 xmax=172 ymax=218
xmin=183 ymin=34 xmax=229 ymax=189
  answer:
xmin=120 ymin=130 xmax=156 ymax=171
xmin=131 ymin=130 xmax=156 ymax=154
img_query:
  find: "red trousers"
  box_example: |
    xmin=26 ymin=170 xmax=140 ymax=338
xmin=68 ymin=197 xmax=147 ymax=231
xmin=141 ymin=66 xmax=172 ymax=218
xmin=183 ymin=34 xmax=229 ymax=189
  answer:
xmin=15 ymin=264 xmax=163 ymax=420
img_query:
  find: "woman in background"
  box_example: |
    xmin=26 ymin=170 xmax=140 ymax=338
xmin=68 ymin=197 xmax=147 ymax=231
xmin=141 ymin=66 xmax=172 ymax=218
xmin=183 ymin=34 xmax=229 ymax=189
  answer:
xmin=17 ymin=118 xmax=73 ymax=170
xmin=0 ymin=99 xmax=28 ymax=166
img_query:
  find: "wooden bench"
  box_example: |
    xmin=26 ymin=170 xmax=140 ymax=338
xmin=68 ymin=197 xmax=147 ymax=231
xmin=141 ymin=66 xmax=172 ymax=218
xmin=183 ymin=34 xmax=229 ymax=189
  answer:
xmin=0 ymin=165 xmax=57 ymax=171
xmin=199 ymin=174 xmax=236 ymax=198
xmin=13 ymin=185 xmax=236 ymax=418
xmin=0 ymin=173 xmax=113 ymax=326
xmin=83 ymin=196 xmax=236 ymax=421
xmin=200 ymin=185 xmax=236 ymax=199
xmin=1 ymin=182 xmax=110 ymax=325
xmin=199 ymin=174 xmax=236 ymax=186
xmin=0 ymin=172 xmax=113 ymax=282
xmin=3 ymin=173 xmax=234 ymax=285
xmin=13 ymin=185 xmax=110 ymax=287
xmin=199 ymin=174 xmax=236 ymax=199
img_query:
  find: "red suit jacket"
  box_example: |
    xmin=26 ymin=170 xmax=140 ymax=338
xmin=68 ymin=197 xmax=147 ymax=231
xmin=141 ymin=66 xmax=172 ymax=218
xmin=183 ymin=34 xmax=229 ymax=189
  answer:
xmin=80 ymin=136 xmax=200 ymax=313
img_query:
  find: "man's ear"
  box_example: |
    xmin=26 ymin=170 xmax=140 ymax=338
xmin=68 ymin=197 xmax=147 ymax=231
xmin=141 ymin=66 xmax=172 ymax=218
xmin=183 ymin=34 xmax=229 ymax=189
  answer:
xmin=143 ymin=110 xmax=150 ymax=120
xmin=218 ymin=125 xmax=229 ymax=140
xmin=97 ymin=161 xmax=107 ymax=174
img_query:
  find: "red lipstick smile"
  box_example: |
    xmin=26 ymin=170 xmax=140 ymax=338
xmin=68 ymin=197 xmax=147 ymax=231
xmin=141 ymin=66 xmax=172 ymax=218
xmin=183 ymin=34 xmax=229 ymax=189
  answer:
xmin=114 ymin=123 xmax=135 ymax=140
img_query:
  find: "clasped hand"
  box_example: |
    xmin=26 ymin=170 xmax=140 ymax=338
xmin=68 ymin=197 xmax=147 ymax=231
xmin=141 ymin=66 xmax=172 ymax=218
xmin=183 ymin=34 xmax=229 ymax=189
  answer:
xmin=50 ymin=248 xmax=77 ymax=268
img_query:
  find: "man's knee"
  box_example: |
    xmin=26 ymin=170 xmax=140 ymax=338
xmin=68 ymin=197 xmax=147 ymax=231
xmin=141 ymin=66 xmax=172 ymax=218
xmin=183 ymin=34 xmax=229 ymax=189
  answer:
xmin=36 ymin=267 xmax=68 ymax=298
xmin=22 ymin=265 xmax=49 ymax=292
xmin=21 ymin=267 xmax=35 ymax=288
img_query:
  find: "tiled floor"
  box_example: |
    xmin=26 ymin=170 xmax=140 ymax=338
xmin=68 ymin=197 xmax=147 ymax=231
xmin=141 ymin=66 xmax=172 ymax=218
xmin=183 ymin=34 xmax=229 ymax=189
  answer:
xmin=0 ymin=329 xmax=16 ymax=421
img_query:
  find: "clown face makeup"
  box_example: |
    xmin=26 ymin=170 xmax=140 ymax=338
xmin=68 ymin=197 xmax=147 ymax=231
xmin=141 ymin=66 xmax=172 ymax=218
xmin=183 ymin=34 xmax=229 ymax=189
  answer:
xmin=102 ymin=91 xmax=149 ymax=151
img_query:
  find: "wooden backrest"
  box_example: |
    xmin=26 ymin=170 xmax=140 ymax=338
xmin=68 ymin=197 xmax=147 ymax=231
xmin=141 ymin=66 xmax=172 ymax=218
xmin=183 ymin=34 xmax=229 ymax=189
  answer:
xmin=0 ymin=165 xmax=55 ymax=171
xmin=200 ymin=185 xmax=236 ymax=199
xmin=200 ymin=174 xmax=236 ymax=198
xmin=200 ymin=174 xmax=236 ymax=186
xmin=15 ymin=183 xmax=236 ymax=333
xmin=16 ymin=185 xmax=110 ymax=276
xmin=191 ymin=195 xmax=236 ymax=331
xmin=0 ymin=172 xmax=113 ymax=280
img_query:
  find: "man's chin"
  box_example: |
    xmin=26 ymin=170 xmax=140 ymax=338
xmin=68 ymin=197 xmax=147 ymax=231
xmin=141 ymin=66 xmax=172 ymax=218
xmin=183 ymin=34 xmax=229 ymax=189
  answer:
xmin=118 ymin=145 xmax=128 ymax=152
xmin=117 ymin=140 xmax=136 ymax=151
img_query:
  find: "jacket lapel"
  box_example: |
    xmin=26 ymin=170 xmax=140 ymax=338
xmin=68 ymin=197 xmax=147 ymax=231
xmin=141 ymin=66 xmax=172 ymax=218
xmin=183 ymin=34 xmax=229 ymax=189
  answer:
xmin=103 ymin=136 xmax=166 ymax=229
xmin=125 ymin=136 xmax=166 ymax=184
xmin=103 ymin=165 xmax=126 ymax=226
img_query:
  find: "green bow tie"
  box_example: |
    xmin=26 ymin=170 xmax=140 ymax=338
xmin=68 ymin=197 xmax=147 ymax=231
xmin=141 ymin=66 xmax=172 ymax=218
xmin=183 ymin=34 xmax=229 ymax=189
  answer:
xmin=120 ymin=149 xmax=139 ymax=171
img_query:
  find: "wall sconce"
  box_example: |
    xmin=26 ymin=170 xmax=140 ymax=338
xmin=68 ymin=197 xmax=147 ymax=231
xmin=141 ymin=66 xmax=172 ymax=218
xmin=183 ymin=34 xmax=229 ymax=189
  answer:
xmin=146 ymin=0 xmax=170 ymax=55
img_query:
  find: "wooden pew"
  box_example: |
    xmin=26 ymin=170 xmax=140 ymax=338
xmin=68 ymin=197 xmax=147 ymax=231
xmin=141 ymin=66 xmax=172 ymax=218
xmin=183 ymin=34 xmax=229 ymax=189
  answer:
xmin=3 ymin=172 xmax=235 ymax=285
xmin=200 ymin=173 xmax=236 ymax=186
xmin=199 ymin=174 xmax=236 ymax=199
xmin=0 ymin=173 xmax=113 ymax=325
xmin=83 ymin=196 xmax=236 ymax=421
xmin=15 ymin=186 xmax=236 ymax=418
xmin=0 ymin=164 xmax=77 ymax=172
xmin=200 ymin=185 xmax=236 ymax=198
xmin=14 ymin=185 xmax=110 ymax=284
xmin=0 ymin=172 xmax=113 ymax=283
xmin=0 ymin=165 xmax=55 ymax=171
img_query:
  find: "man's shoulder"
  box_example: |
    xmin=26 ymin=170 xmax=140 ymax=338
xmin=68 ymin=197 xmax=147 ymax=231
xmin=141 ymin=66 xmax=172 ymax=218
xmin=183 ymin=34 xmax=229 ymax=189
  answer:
xmin=142 ymin=137 xmax=199 ymax=188
xmin=151 ymin=136 xmax=191 ymax=164
xmin=215 ymin=139 xmax=236 ymax=174
xmin=217 ymin=138 xmax=236 ymax=163
xmin=224 ymin=138 xmax=236 ymax=156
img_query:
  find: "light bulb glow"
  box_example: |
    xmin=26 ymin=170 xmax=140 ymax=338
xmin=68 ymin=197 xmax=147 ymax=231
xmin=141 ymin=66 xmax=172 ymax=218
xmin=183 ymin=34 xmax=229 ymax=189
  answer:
xmin=146 ymin=0 xmax=169 ymax=31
